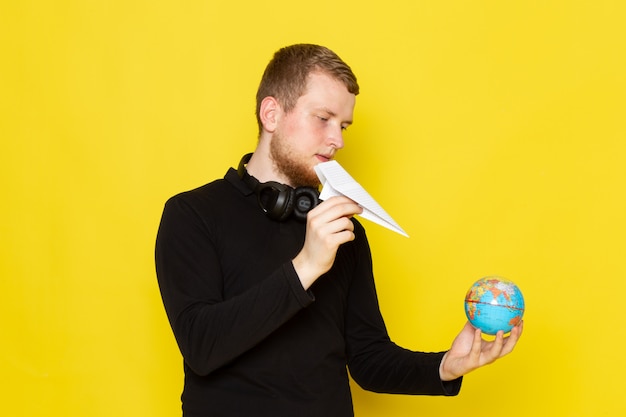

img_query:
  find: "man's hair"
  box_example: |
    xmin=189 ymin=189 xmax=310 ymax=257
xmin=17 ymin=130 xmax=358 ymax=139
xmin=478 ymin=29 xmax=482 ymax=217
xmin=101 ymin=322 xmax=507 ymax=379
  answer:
xmin=255 ymin=44 xmax=359 ymax=135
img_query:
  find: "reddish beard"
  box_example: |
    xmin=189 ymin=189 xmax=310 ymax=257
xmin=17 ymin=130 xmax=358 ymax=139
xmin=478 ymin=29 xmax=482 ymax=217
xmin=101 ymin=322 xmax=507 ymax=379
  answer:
xmin=269 ymin=131 xmax=321 ymax=188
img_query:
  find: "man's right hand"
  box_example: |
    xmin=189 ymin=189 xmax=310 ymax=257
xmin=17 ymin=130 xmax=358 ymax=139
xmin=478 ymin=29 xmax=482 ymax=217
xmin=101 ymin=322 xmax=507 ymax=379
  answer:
xmin=292 ymin=196 xmax=362 ymax=290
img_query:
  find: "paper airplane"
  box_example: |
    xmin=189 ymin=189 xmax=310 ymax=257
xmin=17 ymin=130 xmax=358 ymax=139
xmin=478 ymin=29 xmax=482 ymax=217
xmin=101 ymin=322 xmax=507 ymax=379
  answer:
xmin=314 ymin=161 xmax=409 ymax=237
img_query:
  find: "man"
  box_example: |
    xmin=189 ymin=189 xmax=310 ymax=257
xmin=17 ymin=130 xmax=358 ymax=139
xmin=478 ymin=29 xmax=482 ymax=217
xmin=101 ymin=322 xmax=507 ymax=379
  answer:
xmin=155 ymin=43 xmax=522 ymax=417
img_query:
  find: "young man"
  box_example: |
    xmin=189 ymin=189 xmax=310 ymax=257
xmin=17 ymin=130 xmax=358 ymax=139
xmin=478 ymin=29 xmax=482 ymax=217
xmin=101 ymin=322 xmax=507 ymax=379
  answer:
xmin=155 ymin=44 xmax=522 ymax=417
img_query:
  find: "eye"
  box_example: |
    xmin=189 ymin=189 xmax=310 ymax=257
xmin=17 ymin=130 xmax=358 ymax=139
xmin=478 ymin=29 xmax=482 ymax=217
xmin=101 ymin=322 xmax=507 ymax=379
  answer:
xmin=317 ymin=116 xmax=328 ymax=122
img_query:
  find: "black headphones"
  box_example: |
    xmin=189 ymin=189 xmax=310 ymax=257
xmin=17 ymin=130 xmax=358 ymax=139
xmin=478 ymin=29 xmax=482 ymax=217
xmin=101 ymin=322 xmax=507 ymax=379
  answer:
xmin=237 ymin=153 xmax=320 ymax=222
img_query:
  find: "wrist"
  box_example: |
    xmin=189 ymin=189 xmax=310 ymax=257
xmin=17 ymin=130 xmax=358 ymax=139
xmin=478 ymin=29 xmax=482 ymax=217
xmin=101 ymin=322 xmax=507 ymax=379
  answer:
xmin=292 ymin=256 xmax=317 ymax=291
xmin=439 ymin=352 xmax=455 ymax=381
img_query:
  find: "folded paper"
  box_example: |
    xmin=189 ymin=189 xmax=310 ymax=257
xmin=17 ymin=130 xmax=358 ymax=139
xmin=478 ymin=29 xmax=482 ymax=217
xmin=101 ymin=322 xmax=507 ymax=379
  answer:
xmin=314 ymin=161 xmax=409 ymax=237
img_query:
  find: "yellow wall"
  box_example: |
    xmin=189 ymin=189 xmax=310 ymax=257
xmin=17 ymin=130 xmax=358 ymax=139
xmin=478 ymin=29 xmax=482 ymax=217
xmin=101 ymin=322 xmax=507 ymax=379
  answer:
xmin=2 ymin=1 xmax=625 ymax=416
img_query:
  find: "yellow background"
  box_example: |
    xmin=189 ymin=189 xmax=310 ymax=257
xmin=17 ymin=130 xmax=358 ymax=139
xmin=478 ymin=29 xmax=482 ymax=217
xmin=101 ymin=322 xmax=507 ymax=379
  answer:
xmin=2 ymin=1 xmax=625 ymax=416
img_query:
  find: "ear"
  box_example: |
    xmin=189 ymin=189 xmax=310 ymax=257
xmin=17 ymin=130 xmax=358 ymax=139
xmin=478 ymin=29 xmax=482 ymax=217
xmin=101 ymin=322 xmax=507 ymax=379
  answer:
xmin=259 ymin=96 xmax=281 ymax=133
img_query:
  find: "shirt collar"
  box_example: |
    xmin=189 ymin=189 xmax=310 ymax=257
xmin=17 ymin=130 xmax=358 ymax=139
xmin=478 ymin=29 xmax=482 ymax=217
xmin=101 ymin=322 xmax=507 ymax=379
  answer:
xmin=225 ymin=167 xmax=254 ymax=196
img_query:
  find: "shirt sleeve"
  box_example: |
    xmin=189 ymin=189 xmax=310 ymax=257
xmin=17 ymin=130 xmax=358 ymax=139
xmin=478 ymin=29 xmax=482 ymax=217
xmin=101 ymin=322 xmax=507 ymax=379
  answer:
xmin=155 ymin=193 xmax=314 ymax=376
xmin=344 ymin=221 xmax=462 ymax=396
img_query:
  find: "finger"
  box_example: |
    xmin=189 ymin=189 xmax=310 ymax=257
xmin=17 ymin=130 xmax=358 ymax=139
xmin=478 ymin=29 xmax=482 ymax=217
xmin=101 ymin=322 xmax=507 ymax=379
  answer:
xmin=325 ymin=195 xmax=358 ymax=205
xmin=314 ymin=196 xmax=362 ymax=218
xmin=500 ymin=321 xmax=523 ymax=356
xmin=315 ymin=214 xmax=356 ymax=238
xmin=327 ymin=228 xmax=357 ymax=246
xmin=494 ymin=330 xmax=505 ymax=353
xmin=308 ymin=202 xmax=361 ymax=233
xmin=470 ymin=327 xmax=482 ymax=361
xmin=481 ymin=330 xmax=506 ymax=365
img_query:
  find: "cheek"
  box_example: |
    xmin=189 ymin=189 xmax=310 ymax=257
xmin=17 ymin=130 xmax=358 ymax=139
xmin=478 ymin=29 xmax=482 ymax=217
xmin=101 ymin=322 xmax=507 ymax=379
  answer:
xmin=281 ymin=117 xmax=305 ymax=137
xmin=284 ymin=117 xmax=322 ymax=141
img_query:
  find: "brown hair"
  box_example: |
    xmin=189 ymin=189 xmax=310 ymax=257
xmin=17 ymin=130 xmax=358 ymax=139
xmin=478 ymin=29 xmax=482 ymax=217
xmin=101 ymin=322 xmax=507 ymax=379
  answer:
xmin=255 ymin=44 xmax=359 ymax=135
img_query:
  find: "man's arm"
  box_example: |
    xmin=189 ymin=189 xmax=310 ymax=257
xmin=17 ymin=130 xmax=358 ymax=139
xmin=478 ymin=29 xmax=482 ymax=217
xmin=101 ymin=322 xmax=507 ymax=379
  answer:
xmin=155 ymin=194 xmax=313 ymax=376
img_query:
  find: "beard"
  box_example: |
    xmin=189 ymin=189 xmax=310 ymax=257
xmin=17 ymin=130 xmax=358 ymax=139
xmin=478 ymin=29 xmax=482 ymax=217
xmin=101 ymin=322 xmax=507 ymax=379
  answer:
xmin=269 ymin=131 xmax=321 ymax=188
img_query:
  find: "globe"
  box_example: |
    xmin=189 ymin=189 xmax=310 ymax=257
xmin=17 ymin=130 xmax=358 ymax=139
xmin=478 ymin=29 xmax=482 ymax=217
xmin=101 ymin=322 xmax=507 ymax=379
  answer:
xmin=464 ymin=276 xmax=525 ymax=335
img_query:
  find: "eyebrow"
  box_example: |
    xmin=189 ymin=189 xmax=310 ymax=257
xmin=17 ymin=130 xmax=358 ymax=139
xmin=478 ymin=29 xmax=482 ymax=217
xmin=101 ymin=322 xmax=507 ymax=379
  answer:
xmin=319 ymin=107 xmax=353 ymax=125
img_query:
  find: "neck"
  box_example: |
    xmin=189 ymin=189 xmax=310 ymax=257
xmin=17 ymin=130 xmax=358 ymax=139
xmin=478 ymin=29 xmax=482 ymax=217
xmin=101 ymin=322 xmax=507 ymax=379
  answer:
xmin=244 ymin=141 xmax=291 ymax=186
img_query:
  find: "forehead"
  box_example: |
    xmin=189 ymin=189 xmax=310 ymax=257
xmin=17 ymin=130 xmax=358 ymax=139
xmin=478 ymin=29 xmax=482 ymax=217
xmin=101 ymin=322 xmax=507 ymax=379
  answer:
xmin=297 ymin=72 xmax=356 ymax=115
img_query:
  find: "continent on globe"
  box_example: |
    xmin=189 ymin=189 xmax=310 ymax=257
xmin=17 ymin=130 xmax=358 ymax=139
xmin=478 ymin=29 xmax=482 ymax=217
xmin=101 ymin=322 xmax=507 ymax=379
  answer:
xmin=464 ymin=276 xmax=525 ymax=335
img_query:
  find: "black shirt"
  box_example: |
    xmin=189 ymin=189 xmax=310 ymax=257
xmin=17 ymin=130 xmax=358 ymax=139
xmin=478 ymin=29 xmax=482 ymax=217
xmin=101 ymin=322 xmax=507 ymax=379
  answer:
xmin=155 ymin=167 xmax=461 ymax=416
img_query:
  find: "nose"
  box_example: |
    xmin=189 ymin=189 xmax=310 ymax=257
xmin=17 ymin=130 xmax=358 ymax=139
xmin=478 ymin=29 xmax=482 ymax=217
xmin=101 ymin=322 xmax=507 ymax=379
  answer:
xmin=328 ymin=125 xmax=345 ymax=150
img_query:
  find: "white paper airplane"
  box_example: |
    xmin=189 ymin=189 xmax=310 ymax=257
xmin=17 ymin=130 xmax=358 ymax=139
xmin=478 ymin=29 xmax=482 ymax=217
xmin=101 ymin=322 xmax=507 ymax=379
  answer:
xmin=314 ymin=161 xmax=409 ymax=237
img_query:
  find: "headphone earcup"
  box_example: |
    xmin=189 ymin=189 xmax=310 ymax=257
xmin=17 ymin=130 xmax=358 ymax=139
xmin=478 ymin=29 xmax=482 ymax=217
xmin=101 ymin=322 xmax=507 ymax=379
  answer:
xmin=292 ymin=187 xmax=320 ymax=222
xmin=257 ymin=182 xmax=295 ymax=222
xmin=239 ymin=154 xmax=320 ymax=222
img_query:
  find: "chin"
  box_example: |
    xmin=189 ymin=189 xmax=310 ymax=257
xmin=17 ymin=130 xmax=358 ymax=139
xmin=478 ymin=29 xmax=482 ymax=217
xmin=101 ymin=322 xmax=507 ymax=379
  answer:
xmin=295 ymin=166 xmax=320 ymax=188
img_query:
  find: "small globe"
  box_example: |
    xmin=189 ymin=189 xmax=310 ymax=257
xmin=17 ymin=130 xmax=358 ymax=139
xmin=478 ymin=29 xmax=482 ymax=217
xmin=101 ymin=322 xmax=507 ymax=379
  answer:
xmin=464 ymin=276 xmax=525 ymax=335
